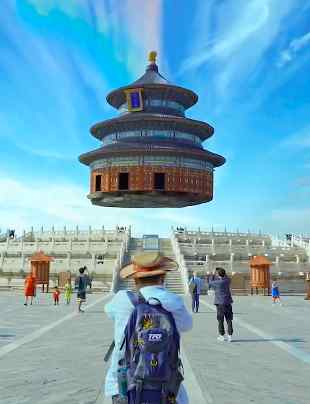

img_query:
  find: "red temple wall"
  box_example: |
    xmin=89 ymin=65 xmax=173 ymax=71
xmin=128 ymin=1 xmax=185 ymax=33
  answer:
xmin=90 ymin=166 xmax=213 ymax=197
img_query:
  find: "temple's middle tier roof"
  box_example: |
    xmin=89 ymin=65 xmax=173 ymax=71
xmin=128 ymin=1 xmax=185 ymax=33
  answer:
xmin=79 ymin=141 xmax=225 ymax=167
xmin=91 ymin=113 xmax=214 ymax=141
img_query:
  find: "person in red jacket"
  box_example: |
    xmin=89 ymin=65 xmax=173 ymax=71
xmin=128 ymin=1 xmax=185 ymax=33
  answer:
xmin=24 ymin=273 xmax=36 ymax=306
xmin=53 ymin=286 xmax=60 ymax=305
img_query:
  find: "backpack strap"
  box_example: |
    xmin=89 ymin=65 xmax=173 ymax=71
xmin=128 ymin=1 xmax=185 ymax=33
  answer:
xmin=127 ymin=290 xmax=146 ymax=306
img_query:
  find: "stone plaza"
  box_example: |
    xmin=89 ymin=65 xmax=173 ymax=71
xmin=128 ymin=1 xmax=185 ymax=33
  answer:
xmin=0 ymin=290 xmax=309 ymax=404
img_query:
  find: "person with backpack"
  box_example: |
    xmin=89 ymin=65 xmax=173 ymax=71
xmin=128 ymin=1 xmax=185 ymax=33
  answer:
xmin=104 ymin=252 xmax=192 ymax=404
xmin=188 ymin=271 xmax=203 ymax=313
xmin=208 ymin=267 xmax=234 ymax=342
xmin=75 ymin=267 xmax=88 ymax=313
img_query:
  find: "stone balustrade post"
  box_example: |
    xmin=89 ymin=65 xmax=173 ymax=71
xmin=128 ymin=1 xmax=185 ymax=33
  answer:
xmin=21 ymin=253 xmax=25 ymax=271
xmin=91 ymin=253 xmax=96 ymax=273
xmin=67 ymin=252 xmax=71 ymax=271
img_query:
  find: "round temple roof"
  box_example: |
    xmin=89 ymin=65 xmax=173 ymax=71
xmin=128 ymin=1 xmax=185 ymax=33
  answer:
xmin=91 ymin=113 xmax=214 ymax=141
xmin=79 ymin=142 xmax=225 ymax=167
xmin=106 ymin=52 xmax=198 ymax=110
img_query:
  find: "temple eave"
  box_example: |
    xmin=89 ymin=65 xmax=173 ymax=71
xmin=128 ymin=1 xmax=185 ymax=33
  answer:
xmin=79 ymin=146 xmax=225 ymax=167
xmin=106 ymin=83 xmax=198 ymax=110
xmin=90 ymin=114 xmax=214 ymax=141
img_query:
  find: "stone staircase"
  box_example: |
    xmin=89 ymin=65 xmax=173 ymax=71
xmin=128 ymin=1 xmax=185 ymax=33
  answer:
xmin=117 ymin=237 xmax=185 ymax=294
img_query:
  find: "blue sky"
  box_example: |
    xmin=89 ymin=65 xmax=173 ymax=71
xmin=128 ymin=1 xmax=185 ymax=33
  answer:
xmin=1 ymin=0 xmax=310 ymax=236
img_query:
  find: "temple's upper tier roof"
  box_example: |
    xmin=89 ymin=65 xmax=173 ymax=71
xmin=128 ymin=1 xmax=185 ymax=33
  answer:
xmin=106 ymin=52 xmax=198 ymax=110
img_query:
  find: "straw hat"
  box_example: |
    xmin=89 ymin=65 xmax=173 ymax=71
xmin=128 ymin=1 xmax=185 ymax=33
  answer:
xmin=119 ymin=252 xmax=178 ymax=279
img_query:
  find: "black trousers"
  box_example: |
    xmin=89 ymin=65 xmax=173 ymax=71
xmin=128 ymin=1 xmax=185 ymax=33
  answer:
xmin=216 ymin=304 xmax=233 ymax=336
xmin=192 ymin=292 xmax=200 ymax=312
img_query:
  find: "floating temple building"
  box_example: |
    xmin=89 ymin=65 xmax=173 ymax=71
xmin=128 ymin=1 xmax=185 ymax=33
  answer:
xmin=79 ymin=52 xmax=225 ymax=208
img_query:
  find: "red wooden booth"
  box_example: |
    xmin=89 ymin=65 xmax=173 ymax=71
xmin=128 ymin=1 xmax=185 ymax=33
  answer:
xmin=29 ymin=251 xmax=54 ymax=293
xmin=250 ymin=256 xmax=271 ymax=296
xmin=58 ymin=271 xmax=71 ymax=288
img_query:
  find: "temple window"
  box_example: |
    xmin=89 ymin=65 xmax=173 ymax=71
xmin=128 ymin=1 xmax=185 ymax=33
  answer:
xmin=118 ymin=173 xmax=129 ymax=190
xmin=95 ymin=175 xmax=102 ymax=192
xmin=154 ymin=173 xmax=165 ymax=190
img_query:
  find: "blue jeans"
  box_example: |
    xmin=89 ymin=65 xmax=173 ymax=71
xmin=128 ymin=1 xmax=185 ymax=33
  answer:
xmin=192 ymin=293 xmax=199 ymax=312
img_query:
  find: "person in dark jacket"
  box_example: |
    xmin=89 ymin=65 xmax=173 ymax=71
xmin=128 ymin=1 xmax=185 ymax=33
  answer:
xmin=208 ymin=267 xmax=234 ymax=342
xmin=75 ymin=267 xmax=88 ymax=313
xmin=188 ymin=272 xmax=203 ymax=313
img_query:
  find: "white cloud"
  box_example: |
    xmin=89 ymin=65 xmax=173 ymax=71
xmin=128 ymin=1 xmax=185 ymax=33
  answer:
xmin=277 ymin=31 xmax=310 ymax=67
xmin=26 ymin=0 xmax=164 ymax=78
xmin=271 ymin=208 xmax=310 ymax=233
xmin=282 ymin=125 xmax=310 ymax=149
xmin=179 ymin=0 xmax=297 ymax=103
xmin=26 ymin=0 xmax=85 ymax=17
xmin=0 ymin=172 xmax=202 ymax=236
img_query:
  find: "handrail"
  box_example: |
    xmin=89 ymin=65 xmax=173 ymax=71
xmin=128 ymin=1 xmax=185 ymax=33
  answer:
xmin=111 ymin=232 xmax=130 ymax=293
xmin=170 ymin=232 xmax=189 ymax=295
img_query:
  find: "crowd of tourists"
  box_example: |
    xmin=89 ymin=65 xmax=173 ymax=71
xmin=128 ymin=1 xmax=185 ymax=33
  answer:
xmin=23 ymin=251 xmax=282 ymax=404
xmin=23 ymin=266 xmax=92 ymax=312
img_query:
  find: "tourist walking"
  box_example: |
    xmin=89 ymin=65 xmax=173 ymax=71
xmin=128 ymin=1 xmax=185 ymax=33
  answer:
xmin=104 ymin=252 xmax=192 ymax=404
xmin=189 ymin=271 xmax=203 ymax=313
xmin=64 ymin=281 xmax=73 ymax=304
xmin=75 ymin=267 xmax=88 ymax=312
xmin=271 ymin=281 xmax=282 ymax=305
xmin=53 ymin=286 xmax=60 ymax=305
xmin=24 ymin=273 xmax=36 ymax=306
xmin=209 ymin=267 xmax=234 ymax=342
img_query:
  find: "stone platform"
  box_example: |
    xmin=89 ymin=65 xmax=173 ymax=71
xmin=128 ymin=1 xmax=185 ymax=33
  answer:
xmin=0 ymin=292 xmax=309 ymax=404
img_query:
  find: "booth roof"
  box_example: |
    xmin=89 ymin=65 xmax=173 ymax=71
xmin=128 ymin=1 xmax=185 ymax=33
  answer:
xmin=29 ymin=250 xmax=54 ymax=262
xmin=250 ymin=255 xmax=272 ymax=267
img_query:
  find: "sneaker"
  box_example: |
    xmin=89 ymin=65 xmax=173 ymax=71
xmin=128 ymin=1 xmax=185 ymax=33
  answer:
xmin=217 ymin=335 xmax=225 ymax=342
xmin=227 ymin=335 xmax=233 ymax=343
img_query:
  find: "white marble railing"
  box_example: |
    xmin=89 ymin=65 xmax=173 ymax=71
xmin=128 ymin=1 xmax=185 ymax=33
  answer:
xmin=111 ymin=232 xmax=130 ymax=293
xmin=6 ymin=226 xmax=130 ymax=242
xmin=292 ymin=235 xmax=310 ymax=251
xmin=170 ymin=233 xmax=189 ymax=295
xmin=172 ymin=227 xmax=269 ymax=238
xmin=0 ymin=235 xmax=129 ymax=255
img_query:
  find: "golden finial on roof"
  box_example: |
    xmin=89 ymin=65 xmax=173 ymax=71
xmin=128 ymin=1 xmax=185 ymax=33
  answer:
xmin=148 ymin=51 xmax=157 ymax=64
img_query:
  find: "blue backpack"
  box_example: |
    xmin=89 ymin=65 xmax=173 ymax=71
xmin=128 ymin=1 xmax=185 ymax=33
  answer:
xmin=122 ymin=291 xmax=184 ymax=404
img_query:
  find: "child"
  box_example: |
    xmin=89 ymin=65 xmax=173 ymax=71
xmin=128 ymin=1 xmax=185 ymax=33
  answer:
xmin=64 ymin=281 xmax=73 ymax=305
xmin=53 ymin=286 xmax=60 ymax=305
xmin=271 ymin=281 xmax=281 ymax=305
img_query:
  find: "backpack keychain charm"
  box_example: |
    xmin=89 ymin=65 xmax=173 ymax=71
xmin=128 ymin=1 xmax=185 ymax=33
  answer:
xmin=117 ymin=359 xmax=128 ymax=399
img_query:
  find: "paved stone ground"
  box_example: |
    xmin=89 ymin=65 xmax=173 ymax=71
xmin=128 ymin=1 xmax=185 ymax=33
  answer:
xmin=0 ymin=291 xmax=309 ymax=404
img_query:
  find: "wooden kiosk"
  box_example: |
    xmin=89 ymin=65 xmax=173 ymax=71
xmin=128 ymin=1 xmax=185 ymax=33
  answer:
xmin=58 ymin=271 xmax=71 ymax=288
xmin=29 ymin=251 xmax=54 ymax=293
xmin=250 ymin=256 xmax=271 ymax=296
